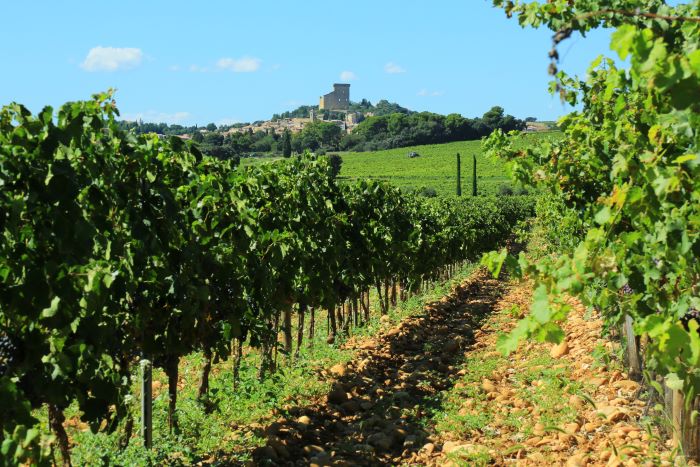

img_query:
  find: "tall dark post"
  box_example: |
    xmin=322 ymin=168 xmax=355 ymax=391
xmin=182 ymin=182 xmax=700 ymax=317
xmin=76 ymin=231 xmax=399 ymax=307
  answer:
xmin=456 ymin=153 xmax=462 ymax=196
xmin=472 ymin=154 xmax=478 ymax=196
xmin=140 ymin=358 xmax=152 ymax=449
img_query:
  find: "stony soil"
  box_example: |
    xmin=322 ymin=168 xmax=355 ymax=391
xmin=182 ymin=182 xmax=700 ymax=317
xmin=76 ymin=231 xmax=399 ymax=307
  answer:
xmin=424 ymin=282 xmax=677 ymax=467
xmin=247 ymin=271 xmax=677 ymax=466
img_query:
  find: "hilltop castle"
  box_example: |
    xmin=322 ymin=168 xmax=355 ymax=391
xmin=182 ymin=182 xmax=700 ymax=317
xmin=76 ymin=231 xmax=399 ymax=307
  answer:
xmin=319 ymin=83 xmax=350 ymax=111
xmin=225 ymin=83 xmax=359 ymax=137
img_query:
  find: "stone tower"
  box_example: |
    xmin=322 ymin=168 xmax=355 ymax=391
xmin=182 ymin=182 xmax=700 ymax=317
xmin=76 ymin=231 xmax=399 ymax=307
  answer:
xmin=319 ymin=83 xmax=350 ymax=111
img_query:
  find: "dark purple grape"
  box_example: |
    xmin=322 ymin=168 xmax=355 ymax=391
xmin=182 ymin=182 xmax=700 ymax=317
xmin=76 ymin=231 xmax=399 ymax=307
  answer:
xmin=620 ymin=284 xmax=634 ymax=295
xmin=0 ymin=331 xmax=19 ymax=376
xmin=681 ymin=308 xmax=700 ymax=333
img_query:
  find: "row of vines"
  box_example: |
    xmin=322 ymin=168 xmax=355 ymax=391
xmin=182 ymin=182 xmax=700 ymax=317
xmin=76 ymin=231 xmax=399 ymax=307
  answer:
xmin=0 ymin=93 xmax=534 ymax=464
xmin=483 ymin=0 xmax=700 ymax=459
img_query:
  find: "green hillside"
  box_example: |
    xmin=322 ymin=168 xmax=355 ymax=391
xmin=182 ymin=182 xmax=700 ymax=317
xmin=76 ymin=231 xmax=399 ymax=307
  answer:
xmin=241 ymin=131 xmax=561 ymax=196
xmin=339 ymin=131 xmax=560 ymax=196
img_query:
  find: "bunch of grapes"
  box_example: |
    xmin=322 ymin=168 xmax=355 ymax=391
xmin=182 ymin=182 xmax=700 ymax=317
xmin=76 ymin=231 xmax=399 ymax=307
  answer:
xmin=620 ymin=284 xmax=634 ymax=296
xmin=0 ymin=331 xmax=19 ymax=376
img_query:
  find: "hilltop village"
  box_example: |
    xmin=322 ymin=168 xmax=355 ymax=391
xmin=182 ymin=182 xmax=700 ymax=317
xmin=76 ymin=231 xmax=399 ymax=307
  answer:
xmin=225 ymin=83 xmax=364 ymax=136
xmin=118 ymin=84 xmax=539 ymax=157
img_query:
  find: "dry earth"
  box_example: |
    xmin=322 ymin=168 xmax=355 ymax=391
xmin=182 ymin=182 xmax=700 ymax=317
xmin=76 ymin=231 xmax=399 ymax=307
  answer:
xmin=246 ymin=271 xmax=677 ymax=466
xmin=424 ymin=282 xmax=678 ymax=467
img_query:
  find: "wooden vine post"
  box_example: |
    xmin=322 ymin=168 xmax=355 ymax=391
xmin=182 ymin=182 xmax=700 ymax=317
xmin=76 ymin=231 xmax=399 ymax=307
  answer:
xmin=681 ymin=394 xmax=700 ymax=460
xmin=622 ymin=318 xmax=700 ymax=462
xmin=665 ymin=387 xmax=700 ymax=461
xmin=140 ymin=358 xmax=153 ymax=449
xmin=622 ymin=315 xmax=642 ymax=381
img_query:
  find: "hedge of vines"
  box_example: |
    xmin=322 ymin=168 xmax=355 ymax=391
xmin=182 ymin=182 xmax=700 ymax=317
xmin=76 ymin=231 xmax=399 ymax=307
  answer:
xmin=0 ymin=92 xmax=534 ymax=464
xmin=483 ymin=1 xmax=700 ymax=398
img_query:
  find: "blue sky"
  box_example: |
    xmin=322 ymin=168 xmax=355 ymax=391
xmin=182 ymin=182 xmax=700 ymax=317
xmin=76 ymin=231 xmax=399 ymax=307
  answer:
xmin=1 ymin=1 xmax=615 ymax=126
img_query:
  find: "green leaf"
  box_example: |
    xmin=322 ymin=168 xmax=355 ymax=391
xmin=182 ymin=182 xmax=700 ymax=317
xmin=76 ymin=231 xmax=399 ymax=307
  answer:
xmin=1 ymin=438 xmax=13 ymax=456
xmin=610 ymin=25 xmax=636 ymax=61
xmin=41 ymin=296 xmax=61 ymax=318
xmin=530 ymin=285 xmax=551 ymax=324
xmin=481 ymin=248 xmax=508 ymax=278
xmin=594 ymin=206 xmax=612 ymax=225
xmin=666 ymin=373 xmax=684 ymax=391
xmin=497 ymin=318 xmax=530 ymax=356
xmin=21 ymin=429 xmax=39 ymax=448
xmin=673 ymin=154 xmax=697 ymax=164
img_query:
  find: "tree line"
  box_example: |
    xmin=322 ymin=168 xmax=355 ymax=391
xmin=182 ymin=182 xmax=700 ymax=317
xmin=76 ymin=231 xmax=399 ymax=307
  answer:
xmin=188 ymin=106 xmax=525 ymax=158
xmin=117 ymin=103 xmax=525 ymax=160
xmin=341 ymin=106 xmax=525 ymax=152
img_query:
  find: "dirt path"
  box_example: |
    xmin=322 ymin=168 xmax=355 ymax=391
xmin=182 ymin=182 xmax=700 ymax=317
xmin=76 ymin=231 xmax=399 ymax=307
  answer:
xmin=422 ymin=282 xmax=676 ymax=466
xmin=249 ymin=272 xmax=675 ymax=466
xmin=250 ymin=269 xmax=506 ymax=466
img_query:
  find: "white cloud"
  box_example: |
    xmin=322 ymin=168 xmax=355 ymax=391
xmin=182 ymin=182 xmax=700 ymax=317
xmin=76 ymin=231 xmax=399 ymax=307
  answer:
xmin=122 ymin=111 xmax=192 ymax=125
xmin=340 ymin=70 xmax=357 ymax=81
xmin=417 ymin=89 xmax=444 ymax=97
xmin=81 ymin=46 xmax=143 ymax=72
xmin=217 ymin=56 xmax=262 ymax=72
xmin=384 ymin=62 xmax=406 ymax=74
xmin=168 ymin=65 xmax=181 ymax=72
xmin=189 ymin=64 xmax=210 ymax=73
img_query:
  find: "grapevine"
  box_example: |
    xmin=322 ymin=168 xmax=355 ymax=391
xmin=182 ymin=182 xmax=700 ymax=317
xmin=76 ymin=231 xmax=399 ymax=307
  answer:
xmin=0 ymin=92 xmax=534 ymax=464
xmin=483 ymin=0 xmax=700 ymax=403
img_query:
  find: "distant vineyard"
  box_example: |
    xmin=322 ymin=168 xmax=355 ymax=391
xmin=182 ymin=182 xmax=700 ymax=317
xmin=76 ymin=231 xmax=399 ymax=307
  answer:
xmin=0 ymin=93 xmax=534 ymax=465
xmin=339 ymin=134 xmax=561 ymax=197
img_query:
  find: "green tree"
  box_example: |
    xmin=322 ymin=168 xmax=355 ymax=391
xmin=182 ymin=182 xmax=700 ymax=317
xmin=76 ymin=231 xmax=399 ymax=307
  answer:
xmin=482 ymin=106 xmax=505 ymax=128
xmin=472 ymin=154 xmax=477 ymax=196
xmin=281 ymin=129 xmax=292 ymax=157
xmin=327 ymin=154 xmax=342 ymax=178
xmin=456 ymin=153 xmax=462 ymax=196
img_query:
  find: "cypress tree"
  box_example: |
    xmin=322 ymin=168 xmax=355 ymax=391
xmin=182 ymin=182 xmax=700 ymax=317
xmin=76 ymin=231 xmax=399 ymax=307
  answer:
xmin=456 ymin=153 xmax=462 ymax=196
xmin=472 ymin=154 xmax=477 ymax=196
xmin=282 ymin=129 xmax=292 ymax=158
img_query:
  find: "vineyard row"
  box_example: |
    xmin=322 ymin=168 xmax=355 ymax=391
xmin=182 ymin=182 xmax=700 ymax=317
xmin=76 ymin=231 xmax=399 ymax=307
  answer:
xmin=0 ymin=93 xmax=534 ymax=464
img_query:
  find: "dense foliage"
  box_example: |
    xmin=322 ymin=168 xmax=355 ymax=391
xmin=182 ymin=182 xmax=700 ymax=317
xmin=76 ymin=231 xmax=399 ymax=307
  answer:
xmin=272 ymin=104 xmax=319 ymax=121
xmin=0 ymin=92 xmax=534 ymax=464
xmin=117 ymin=120 xmax=203 ymax=136
xmin=342 ymin=106 xmax=525 ymax=152
xmin=291 ymin=121 xmax=343 ymax=152
xmin=482 ymin=1 xmax=700 ymax=396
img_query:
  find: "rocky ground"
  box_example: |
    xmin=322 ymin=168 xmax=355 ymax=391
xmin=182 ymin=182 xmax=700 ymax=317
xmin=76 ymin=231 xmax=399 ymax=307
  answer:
xmin=247 ymin=270 xmax=678 ymax=466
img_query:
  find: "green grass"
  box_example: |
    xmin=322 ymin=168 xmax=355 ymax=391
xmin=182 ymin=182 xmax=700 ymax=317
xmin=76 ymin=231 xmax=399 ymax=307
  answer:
xmin=339 ymin=132 xmax=560 ymax=197
xmin=339 ymin=140 xmax=505 ymax=197
xmin=240 ymin=132 xmax=561 ymax=197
